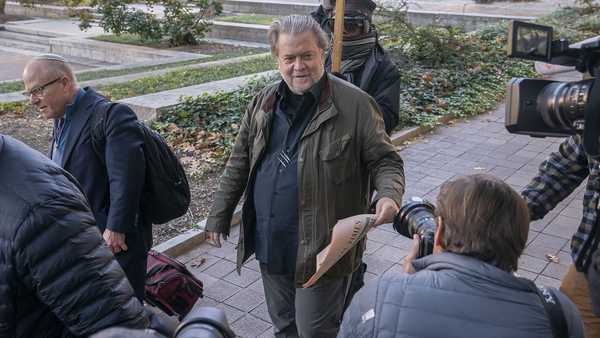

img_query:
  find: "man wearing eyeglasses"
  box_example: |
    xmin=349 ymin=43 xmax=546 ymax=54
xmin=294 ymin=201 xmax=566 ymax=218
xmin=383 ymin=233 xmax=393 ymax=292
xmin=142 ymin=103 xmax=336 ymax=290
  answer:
xmin=21 ymin=54 xmax=151 ymax=302
xmin=311 ymin=0 xmax=401 ymax=135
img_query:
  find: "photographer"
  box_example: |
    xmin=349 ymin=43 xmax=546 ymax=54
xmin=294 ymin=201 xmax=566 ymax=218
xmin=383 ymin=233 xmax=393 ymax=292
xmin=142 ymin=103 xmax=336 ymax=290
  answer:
xmin=523 ymin=133 xmax=600 ymax=336
xmin=339 ymin=174 xmax=585 ymax=338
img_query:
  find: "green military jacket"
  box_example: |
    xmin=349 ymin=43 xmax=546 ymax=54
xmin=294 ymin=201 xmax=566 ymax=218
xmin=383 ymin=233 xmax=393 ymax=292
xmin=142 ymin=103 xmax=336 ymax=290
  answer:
xmin=206 ymin=73 xmax=405 ymax=285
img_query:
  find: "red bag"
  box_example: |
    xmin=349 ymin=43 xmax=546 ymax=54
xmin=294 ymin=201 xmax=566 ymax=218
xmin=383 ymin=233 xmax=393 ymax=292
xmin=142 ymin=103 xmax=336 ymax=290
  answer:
xmin=145 ymin=250 xmax=204 ymax=319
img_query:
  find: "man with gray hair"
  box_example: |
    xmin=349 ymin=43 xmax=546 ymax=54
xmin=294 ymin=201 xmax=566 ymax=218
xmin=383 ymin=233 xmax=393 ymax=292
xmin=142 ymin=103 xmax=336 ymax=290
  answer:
xmin=205 ymin=15 xmax=405 ymax=337
xmin=22 ymin=54 xmax=151 ymax=301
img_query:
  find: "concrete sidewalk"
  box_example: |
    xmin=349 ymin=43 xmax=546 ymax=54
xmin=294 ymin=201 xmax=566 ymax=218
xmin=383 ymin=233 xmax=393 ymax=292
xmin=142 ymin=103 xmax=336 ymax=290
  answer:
xmin=177 ymin=97 xmax=583 ymax=337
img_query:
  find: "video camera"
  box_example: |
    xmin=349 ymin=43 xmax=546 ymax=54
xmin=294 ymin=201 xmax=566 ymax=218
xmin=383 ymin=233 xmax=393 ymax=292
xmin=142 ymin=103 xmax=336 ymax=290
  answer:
xmin=505 ymin=20 xmax=600 ymax=157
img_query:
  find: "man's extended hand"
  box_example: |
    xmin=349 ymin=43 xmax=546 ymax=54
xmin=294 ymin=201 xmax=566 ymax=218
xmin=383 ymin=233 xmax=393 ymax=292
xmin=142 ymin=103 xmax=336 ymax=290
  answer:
xmin=103 ymin=229 xmax=128 ymax=254
xmin=206 ymin=231 xmax=223 ymax=248
xmin=373 ymin=197 xmax=399 ymax=227
xmin=402 ymin=234 xmax=420 ymax=274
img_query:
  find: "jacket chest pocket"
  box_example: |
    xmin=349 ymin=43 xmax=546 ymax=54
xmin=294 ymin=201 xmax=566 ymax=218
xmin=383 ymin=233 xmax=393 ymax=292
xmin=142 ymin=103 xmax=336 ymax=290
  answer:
xmin=319 ymin=134 xmax=354 ymax=184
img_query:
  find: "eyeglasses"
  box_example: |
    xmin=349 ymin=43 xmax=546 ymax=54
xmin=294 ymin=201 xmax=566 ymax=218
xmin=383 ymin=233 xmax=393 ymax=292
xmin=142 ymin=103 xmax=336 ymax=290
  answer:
xmin=22 ymin=77 xmax=63 ymax=98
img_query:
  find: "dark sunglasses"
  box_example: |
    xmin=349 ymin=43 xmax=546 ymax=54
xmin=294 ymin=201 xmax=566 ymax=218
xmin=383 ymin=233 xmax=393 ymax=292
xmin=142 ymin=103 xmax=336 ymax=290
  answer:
xmin=327 ymin=16 xmax=369 ymax=34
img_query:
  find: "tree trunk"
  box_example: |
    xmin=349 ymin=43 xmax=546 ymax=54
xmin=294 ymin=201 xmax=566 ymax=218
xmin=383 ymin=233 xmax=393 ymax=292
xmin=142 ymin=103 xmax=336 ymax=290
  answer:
xmin=0 ymin=0 xmax=6 ymax=16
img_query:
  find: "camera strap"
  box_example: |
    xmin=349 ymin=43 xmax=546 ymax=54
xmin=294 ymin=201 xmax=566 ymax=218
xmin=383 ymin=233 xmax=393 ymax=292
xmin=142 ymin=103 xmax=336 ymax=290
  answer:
xmin=583 ymin=78 xmax=600 ymax=159
xmin=531 ymin=282 xmax=568 ymax=338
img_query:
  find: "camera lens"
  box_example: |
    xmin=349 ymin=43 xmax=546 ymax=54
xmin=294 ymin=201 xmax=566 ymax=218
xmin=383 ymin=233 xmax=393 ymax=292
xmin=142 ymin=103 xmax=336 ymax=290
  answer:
xmin=393 ymin=197 xmax=437 ymax=257
xmin=539 ymin=79 xmax=595 ymax=131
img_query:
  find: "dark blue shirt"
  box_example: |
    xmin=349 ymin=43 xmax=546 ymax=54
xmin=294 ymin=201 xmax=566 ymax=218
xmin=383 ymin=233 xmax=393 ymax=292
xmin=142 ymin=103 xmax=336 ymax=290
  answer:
xmin=253 ymin=76 xmax=324 ymax=275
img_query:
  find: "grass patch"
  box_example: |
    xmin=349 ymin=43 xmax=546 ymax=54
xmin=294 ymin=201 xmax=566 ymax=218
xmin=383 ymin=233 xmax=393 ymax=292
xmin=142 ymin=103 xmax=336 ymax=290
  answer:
xmin=0 ymin=50 xmax=267 ymax=94
xmin=97 ymin=54 xmax=276 ymax=101
xmin=217 ymin=14 xmax=277 ymax=26
xmin=92 ymin=34 xmax=167 ymax=48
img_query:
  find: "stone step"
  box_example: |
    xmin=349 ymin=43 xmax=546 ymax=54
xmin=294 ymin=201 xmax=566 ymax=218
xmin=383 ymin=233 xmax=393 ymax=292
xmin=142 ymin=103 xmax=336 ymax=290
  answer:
xmin=207 ymin=21 xmax=269 ymax=44
xmin=221 ymin=0 xmax=315 ymax=16
xmin=1 ymin=22 xmax=202 ymax=65
xmin=5 ymin=1 xmax=94 ymax=20
xmin=118 ymin=70 xmax=277 ymax=121
xmin=2 ymin=23 xmax=65 ymax=38
xmin=0 ymin=37 xmax=50 ymax=53
xmin=0 ymin=29 xmax=51 ymax=45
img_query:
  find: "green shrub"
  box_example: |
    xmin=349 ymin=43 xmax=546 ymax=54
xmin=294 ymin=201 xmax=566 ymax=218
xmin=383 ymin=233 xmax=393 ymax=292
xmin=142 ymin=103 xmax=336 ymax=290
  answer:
xmin=75 ymin=0 xmax=222 ymax=46
xmin=154 ymin=73 xmax=280 ymax=163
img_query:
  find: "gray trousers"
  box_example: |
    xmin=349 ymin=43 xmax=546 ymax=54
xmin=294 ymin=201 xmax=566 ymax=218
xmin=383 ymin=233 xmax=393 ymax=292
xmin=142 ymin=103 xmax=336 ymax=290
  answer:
xmin=260 ymin=264 xmax=350 ymax=338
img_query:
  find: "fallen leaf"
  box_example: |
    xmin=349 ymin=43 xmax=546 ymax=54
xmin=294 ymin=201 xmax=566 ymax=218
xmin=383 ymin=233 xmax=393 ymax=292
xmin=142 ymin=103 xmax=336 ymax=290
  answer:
xmin=190 ymin=257 xmax=207 ymax=268
xmin=545 ymin=253 xmax=560 ymax=263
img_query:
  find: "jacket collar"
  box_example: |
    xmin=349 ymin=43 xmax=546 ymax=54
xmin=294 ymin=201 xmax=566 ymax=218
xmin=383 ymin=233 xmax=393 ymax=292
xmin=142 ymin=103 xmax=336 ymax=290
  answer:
xmin=60 ymin=87 xmax=105 ymax=168
xmin=262 ymin=73 xmax=332 ymax=114
xmin=261 ymin=73 xmax=337 ymax=141
xmin=413 ymin=252 xmax=533 ymax=292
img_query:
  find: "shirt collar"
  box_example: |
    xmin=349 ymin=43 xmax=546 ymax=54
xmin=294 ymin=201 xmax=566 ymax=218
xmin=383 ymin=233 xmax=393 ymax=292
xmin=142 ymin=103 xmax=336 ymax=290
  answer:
xmin=277 ymin=72 xmax=326 ymax=104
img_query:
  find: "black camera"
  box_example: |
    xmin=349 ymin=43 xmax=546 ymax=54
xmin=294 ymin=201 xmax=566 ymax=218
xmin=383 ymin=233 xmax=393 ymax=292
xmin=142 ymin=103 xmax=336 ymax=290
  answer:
xmin=505 ymin=20 xmax=600 ymax=157
xmin=91 ymin=303 xmax=235 ymax=338
xmin=393 ymin=197 xmax=437 ymax=258
xmin=174 ymin=305 xmax=235 ymax=338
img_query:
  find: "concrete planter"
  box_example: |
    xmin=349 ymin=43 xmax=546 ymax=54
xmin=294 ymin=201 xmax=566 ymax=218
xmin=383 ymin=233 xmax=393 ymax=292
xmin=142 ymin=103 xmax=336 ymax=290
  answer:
xmin=48 ymin=36 xmax=199 ymax=64
xmin=5 ymin=1 xmax=91 ymax=19
xmin=206 ymin=21 xmax=270 ymax=44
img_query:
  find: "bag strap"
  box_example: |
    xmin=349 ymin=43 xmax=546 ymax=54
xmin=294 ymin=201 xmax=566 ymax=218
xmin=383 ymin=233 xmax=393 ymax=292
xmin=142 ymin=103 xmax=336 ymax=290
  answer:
xmin=534 ymin=283 xmax=568 ymax=338
xmin=90 ymin=100 xmax=117 ymax=166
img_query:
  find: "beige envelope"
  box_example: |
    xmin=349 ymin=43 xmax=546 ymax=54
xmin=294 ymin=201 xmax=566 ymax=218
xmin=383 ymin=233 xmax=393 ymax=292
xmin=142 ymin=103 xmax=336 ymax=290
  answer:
xmin=302 ymin=214 xmax=376 ymax=288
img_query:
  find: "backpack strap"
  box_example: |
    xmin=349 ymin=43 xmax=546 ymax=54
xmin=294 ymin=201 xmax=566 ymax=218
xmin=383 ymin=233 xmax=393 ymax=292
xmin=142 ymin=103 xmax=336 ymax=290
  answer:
xmin=534 ymin=283 xmax=568 ymax=338
xmin=90 ymin=100 xmax=117 ymax=166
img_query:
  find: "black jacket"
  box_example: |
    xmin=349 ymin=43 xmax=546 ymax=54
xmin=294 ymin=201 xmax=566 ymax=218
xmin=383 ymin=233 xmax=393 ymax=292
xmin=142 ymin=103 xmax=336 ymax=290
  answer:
xmin=326 ymin=45 xmax=401 ymax=134
xmin=49 ymin=87 xmax=148 ymax=235
xmin=0 ymin=135 xmax=147 ymax=338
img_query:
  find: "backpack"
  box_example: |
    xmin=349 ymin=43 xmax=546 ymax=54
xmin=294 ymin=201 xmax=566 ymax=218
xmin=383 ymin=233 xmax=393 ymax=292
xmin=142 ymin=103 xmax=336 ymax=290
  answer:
xmin=90 ymin=100 xmax=190 ymax=224
xmin=145 ymin=250 xmax=204 ymax=319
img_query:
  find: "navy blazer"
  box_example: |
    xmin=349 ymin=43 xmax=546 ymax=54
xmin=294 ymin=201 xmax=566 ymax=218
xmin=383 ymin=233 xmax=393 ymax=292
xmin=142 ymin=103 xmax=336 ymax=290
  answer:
xmin=49 ymin=87 xmax=148 ymax=234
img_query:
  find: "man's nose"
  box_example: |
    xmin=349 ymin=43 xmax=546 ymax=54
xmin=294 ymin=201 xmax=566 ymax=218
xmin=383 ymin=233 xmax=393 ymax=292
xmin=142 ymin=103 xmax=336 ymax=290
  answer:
xmin=293 ymin=57 xmax=306 ymax=70
xmin=29 ymin=94 xmax=41 ymax=106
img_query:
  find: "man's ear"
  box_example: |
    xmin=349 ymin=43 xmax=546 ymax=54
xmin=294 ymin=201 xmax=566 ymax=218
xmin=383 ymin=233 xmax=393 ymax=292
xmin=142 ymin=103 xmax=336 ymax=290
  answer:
xmin=433 ymin=216 xmax=444 ymax=254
